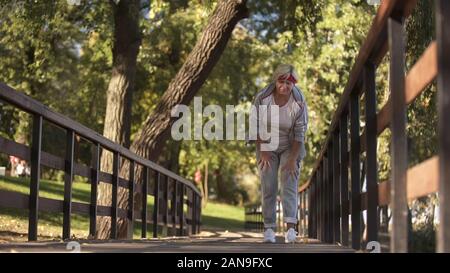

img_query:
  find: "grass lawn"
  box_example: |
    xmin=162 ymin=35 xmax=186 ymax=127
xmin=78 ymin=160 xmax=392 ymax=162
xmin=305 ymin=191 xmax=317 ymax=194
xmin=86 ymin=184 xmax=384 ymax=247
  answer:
xmin=0 ymin=175 xmax=245 ymax=242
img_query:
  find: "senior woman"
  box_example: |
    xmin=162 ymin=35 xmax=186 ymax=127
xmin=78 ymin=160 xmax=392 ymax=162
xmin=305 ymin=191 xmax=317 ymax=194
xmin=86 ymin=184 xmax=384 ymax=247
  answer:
xmin=252 ymin=64 xmax=308 ymax=243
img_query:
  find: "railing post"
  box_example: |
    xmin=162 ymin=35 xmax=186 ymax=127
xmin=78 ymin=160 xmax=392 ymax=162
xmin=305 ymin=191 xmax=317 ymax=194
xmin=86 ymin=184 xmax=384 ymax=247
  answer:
xmin=127 ymin=160 xmax=135 ymax=239
xmin=298 ymin=192 xmax=302 ymax=234
xmin=328 ymin=142 xmax=335 ymax=243
xmin=388 ymin=16 xmax=408 ymax=253
xmin=178 ymin=184 xmax=185 ymax=236
xmin=309 ymin=179 xmax=313 ymax=238
xmin=314 ymin=173 xmax=318 ymax=239
xmin=63 ymin=130 xmax=75 ymax=240
xmin=317 ymin=168 xmax=321 ymax=241
xmin=164 ymin=175 xmax=169 ymax=232
xmin=303 ymin=190 xmax=307 ymax=238
xmin=192 ymin=193 xmax=197 ymax=234
xmin=364 ymin=62 xmax=379 ymax=244
xmin=322 ymin=161 xmax=326 ymax=242
xmin=436 ymin=0 xmax=450 ymax=253
xmin=327 ymin=143 xmax=334 ymax=243
xmin=350 ymin=93 xmax=361 ymax=250
xmin=186 ymin=189 xmax=192 ymax=235
xmin=319 ymin=163 xmax=323 ymax=241
xmin=197 ymin=195 xmax=202 ymax=234
xmin=141 ymin=167 xmax=148 ymax=238
xmin=153 ymin=172 xmax=160 ymax=238
xmin=298 ymin=191 xmax=302 ymax=236
xmin=28 ymin=114 xmax=42 ymax=241
xmin=172 ymin=179 xmax=178 ymax=235
xmin=333 ymin=130 xmax=341 ymax=243
xmin=324 ymin=155 xmax=329 ymax=242
xmin=110 ymin=152 xmax=119 ymax=239
xmin=89 ymin=143 xmax=100 ymax=237
xmin=340 ymin=114 xmax=349 ymax=246
xmin=309 ymin=180 xmax=313 ymax=238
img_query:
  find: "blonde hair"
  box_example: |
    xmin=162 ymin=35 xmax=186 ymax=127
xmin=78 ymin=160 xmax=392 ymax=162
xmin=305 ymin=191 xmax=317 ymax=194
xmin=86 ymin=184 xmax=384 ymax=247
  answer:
xmin=272 ymin=64 xmax=299 ymax=83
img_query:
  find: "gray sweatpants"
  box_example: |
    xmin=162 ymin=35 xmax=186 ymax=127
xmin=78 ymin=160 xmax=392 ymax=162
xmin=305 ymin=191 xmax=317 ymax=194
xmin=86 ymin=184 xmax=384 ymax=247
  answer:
xmin=256 ymin=148 xmax=302 ymax=230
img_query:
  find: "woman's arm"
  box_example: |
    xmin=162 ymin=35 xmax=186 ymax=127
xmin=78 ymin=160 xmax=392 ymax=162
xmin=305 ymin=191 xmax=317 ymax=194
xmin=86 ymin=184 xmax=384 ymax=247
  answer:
xmin=288 ymin=140 xmax=301 ymax=162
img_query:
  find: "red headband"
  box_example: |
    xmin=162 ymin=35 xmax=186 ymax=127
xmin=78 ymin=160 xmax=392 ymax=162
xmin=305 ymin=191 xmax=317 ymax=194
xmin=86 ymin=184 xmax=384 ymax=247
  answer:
xmin=278 ymin=73 xmax=297 ymax=84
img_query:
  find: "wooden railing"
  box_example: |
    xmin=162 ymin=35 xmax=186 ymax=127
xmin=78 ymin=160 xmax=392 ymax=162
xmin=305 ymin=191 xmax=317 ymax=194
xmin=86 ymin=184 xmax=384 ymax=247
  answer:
xmin=298 ymin=0 xmax=449 ymax=252
xmin=0 ymin=83 xmax=202 ymax=241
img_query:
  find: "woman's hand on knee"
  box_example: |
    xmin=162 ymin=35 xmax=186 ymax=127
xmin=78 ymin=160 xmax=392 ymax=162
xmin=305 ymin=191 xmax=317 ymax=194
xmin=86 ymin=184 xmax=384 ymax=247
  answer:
xmin=258 ymin=151 xmax=272 ymax=171
xmin=281 ymin=160 xmax=297 ymax=179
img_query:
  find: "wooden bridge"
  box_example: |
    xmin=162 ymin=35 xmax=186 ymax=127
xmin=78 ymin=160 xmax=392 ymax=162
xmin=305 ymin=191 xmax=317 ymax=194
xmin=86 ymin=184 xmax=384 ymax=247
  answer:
xmin=0 ymin=0 xmax=449 ymax=253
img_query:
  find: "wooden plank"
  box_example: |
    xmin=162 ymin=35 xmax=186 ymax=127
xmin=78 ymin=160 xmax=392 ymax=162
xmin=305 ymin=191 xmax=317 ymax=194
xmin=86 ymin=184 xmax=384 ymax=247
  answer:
xmin=340 ymin=114 xmax=349 ymax=246
xmin=323 ymin=155 xmax=328 ymax=242
xmin=153 ymin=172 xmax=160 ymax=238
xmin=333 ymin=130 xmax=340 ymax=243
xmin=389 ymin=17 xmax=408 ymax=253
xmin=186 ymin=189 xmax=193 ymax=235
xmin=0 ymin=135 xmax=135 ymax=192
xmin=0 ymin=189 xmax=108 ymax=216
xmin=178 ymin=184 xmax=185 ymax=236
xmin=0 ymin=190 xmax=29 ymax=209
xmin=28 ymin=114 xmax=42 ymax=241
xmin=62 ymin=130 xmax=75 ymax=240
xmin=311 ymin=181 xmax=315 ymax=238
xmin=298 ymin=192 xmax=302 ymax=235
xmin=128 ymin=160 xmax=135 ymax=239
xmin=172 ymin=180 xmax=178 ymax=235
xmin=436 ymin=0 xmax=450 ymax=253
xmin=322 ymin=160 xmax=326 ymax=242
xmin=73 ymin=163 xmax=91 ymax=179
xmin=164 ymin=175 xmax=169 ymax=228
xmin=359 ymin=157 xmax=439 ymax=210
xmin=303 ymin=189 xmax=307 ymax=237
xmin=142 ymin=167 xmax=149 ymax=239
xmin=110 ymin=152 xmax=119 ymax=239
xmin=364 ymin=62 xmax=378 ymax=243
xmin=89 ymin=143 xmax=100 ymax=237
xmin=192 ymin=194 xmax=197 ymax=235
xmin=327 ymin=144 xmax=334 ymax=243
xmin=314 ymin=164 xmax=322 ymax=241
xmin=308 ymin=180 xmax=312 ymax=238
xmin=0 ymin=135 xmax=30 ymax=160
xmin=350 ymin=93 xmax=361 ymax=250
xmin=407 ymin=156 xmax=439 ymax=200
xmin=197 ymin=194 xmax=202 ymax=233
xmin=98 ymin=171 xmax=130 ymax=189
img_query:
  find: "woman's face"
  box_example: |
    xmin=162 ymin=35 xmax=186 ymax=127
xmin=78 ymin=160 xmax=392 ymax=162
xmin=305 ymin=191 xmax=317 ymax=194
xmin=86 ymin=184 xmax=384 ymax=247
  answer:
xmin=275 ymin=78 xmax=294 ymax=96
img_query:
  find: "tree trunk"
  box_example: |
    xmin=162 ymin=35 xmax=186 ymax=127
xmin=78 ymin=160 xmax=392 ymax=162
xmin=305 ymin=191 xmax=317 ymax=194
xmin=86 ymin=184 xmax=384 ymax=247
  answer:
xmin=114 ymin=0 xmax=249 ymax=239
xmin=166 ymin=140 xmax=182 ymax=174
xmin=96 ymin=0 xmax=141 ymax=240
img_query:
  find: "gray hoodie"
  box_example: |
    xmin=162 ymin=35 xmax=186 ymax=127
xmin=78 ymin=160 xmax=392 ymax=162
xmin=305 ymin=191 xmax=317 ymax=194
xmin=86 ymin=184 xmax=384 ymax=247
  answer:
xmin=250 ymin=83 xmax=308 ymax=158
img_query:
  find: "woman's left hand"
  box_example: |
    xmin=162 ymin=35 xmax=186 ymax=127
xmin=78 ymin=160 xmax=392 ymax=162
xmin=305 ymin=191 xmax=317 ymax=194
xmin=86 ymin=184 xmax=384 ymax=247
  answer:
xmin=281 ymin=159 xmax=297 ymax=179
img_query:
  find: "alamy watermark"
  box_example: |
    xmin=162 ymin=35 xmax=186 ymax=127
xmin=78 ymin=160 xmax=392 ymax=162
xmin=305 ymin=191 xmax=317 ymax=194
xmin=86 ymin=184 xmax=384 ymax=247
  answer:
xmin=170 ymin=97 xmax=282 ymax=151
xmin=366 ymin=241 xmax=381 ymax=253
xmin=66 ymin=241 xmax=81 ymax=253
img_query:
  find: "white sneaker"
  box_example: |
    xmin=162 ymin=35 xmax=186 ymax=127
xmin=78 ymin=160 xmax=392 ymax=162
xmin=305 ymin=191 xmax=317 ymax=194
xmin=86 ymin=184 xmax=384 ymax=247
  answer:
xmin=263 ymin=228 xmax=276 ymax=243
xmin=285 ymin=228 xmax=297 ymax=244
